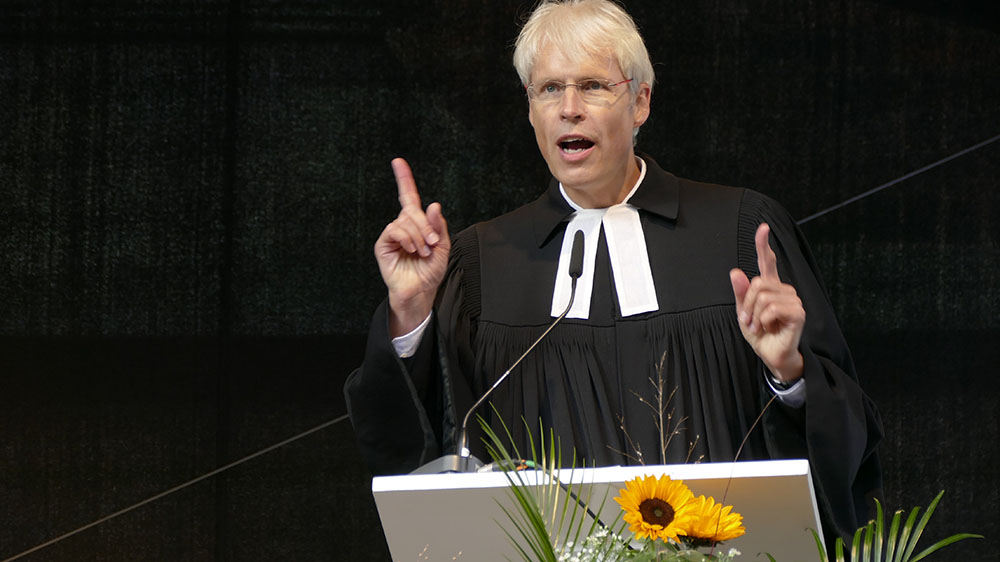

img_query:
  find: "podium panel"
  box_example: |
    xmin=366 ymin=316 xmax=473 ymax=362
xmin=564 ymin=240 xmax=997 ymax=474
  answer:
xmin=372 ymin=459 xmax=823 ymax=561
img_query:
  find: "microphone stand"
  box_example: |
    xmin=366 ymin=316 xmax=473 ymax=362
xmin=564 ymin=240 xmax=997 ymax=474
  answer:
xmin=410 ymin=280 xmax=578 ymax=474
xmin=456 ymin=277 xmax=578 ymax=469
xmin=411 ymin=231 xmax=585 ymax=474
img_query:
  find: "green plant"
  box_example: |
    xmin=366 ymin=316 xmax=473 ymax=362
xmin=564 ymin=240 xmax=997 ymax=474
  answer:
xmin=481 ymin=412 xmax=633 ymax=562
xmin=810 ymin=491 xmax=981 ymax=562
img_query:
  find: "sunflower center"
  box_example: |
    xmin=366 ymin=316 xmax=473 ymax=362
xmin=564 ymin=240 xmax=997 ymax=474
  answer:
xmin=638 ymin=498 xmax=675 ymax=527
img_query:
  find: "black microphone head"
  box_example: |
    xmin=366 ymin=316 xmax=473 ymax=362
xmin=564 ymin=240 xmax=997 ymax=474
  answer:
xmin=569 ymin=230 xmax=585 ymax=278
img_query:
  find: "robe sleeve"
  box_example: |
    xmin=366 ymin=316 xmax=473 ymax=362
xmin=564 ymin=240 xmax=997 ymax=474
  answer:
xmin=738 ymin=190 xmax=884 ymax=545
xmin=343 ymin=227 xmax=481 ymax=475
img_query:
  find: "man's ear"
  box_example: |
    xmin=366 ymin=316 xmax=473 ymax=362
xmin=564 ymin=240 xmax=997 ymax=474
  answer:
xmin=632 ymin=82 xmax=651 ymax=128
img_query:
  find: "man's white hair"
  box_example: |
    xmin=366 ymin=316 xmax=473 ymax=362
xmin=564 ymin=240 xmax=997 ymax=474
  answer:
xmin=513 ymin=0 xmax=655 ymax=96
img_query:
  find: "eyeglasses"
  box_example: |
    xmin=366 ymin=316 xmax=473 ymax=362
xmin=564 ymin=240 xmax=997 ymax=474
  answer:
xmin=525 ymin=78 xmax=634 ymax=104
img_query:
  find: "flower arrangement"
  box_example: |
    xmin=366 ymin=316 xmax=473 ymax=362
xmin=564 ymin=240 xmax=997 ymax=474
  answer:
xmin=480 ymin=417 xmax=747 ymax=562
xmin=479 ymin=415 xmax=981 ymax=562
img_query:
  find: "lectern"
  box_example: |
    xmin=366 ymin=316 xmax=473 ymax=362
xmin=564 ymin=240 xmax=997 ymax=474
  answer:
xmin=373 ymin=459 xmax=824 ymax=561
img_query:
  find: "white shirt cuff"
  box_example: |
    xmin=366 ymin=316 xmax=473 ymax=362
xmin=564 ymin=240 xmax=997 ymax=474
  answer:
xmin=391 ymin=312 xmax=432 ymax=358
xmin=766 ymin=374 xmax=806 ymax=408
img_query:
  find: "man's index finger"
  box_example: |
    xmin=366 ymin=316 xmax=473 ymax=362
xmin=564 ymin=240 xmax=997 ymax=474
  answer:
xmin=391 ymin=158 xmax=422 ymax=209
xmin=756 ymin=223 xmax=780 ymax=280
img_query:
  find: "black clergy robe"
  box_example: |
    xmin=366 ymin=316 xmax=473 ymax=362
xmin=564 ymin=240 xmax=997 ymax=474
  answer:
xmin=344 ymin=155 xmax=883 ymax=545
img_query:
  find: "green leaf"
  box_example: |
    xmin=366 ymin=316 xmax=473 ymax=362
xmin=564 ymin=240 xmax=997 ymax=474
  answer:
xmin=493 ymin=407 xmax=524 ymax=462
xmin=810 ymin=528 xmax=829 ymax=562
xmin=884 ymin=509 xmax=902 ymax=562
xmin=868 ymin=491 xmax=980 ymax=562
xmin=907 ymin=533 xmax=983 ymax=562
xmin=862 ymin=520 xmax=875 ymax=562
xmin=893 ymin=506 xmax=921 ymax=562
xmin=481 ymin=417 xmax=558 ymax=562
xmin=851 ymin=524 xmax=865 ymax=562
xmin=873 ymin=500 xmax=884 ymax=562
xmin=495 ymin=508 xmax=539 ymax=562
xmin=480 ymin=412 xmax=640 ymax=562
xmin=553 ymin=453 xmax=575 ymax=546
xmin=899 ymin=490 xmax=942 ymax=562
xmin=496 ymin=498 xmax=548 ymax=561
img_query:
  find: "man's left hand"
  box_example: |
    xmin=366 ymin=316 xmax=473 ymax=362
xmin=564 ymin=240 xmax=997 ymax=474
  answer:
xmin=729 ymin=223 xmax=805 ymax=383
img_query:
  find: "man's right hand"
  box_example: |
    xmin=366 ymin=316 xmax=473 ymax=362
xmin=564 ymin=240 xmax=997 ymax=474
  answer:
xmin=375 ymin=158 xmax=451 ymax=337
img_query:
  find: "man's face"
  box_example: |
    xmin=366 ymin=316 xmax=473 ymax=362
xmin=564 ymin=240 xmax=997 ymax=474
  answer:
xmin=528 ymin=44 xmax=650 ymax=208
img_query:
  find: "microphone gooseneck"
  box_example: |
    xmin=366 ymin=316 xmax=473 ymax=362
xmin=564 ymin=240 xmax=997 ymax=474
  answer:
xmin=456 ymin=230 xmax=586 ymax=462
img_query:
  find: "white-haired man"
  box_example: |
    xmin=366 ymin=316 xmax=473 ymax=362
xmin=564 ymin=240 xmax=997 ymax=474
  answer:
xmin=345 ymin=0 xmax=882 ymax=547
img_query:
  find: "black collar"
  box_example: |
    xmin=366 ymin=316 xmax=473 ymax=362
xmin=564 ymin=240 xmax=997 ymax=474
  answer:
xmin=529 ymin=153 xmax=680 ymax=247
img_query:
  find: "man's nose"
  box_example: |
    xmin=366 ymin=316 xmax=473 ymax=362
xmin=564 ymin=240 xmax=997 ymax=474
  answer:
xmin=559 ymin=85 xmax=586 ymax=120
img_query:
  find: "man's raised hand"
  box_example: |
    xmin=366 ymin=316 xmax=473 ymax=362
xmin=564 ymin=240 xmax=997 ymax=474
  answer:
xmin=375 ymin=158 xmax=450 ymax=337
xmin=729 ymin=223 xmax=805 ymax=383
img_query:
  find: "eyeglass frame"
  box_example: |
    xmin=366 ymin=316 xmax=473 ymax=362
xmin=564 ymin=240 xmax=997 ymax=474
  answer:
xmin=524 ymin=78 xmax=635 ymax=104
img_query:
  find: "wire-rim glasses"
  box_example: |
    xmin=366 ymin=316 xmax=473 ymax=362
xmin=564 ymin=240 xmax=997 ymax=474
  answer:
xmin=525 ymin=78 xmax=634 ymax=105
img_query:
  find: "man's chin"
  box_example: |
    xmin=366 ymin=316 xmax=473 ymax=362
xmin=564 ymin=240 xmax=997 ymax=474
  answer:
xmin=546 ymin=158 xmax=594 ymax=186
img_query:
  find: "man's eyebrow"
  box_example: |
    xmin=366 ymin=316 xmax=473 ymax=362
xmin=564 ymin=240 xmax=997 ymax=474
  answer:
xmin=532 ymin=75 xmax=609 ymax=83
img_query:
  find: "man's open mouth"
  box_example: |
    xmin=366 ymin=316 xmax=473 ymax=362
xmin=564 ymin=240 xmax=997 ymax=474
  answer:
xmin=559 ymin=137 xmax=595 ymax=153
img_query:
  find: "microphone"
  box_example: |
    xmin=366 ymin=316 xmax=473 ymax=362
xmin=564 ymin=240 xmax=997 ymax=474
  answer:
xmin=568 ymin=229 xmax=584 ymax=278
xmin=410 ymin=230 xmax=586 ymax=474
xmin=456 ymin=230 xmax=585 ymax=467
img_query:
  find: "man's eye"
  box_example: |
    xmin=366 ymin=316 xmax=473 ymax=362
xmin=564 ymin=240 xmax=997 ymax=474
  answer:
xmin=581 ymin=80 xmax=605 ymax=91
xmin=542 ymin=83 xmax=562 ymax=94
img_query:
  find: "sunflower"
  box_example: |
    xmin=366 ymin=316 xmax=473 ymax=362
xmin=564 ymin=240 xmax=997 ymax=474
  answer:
xmin=683 ymin=495 xmax=746 ymax=546
xmin=614 ymin=474 xmax=698 ymax=542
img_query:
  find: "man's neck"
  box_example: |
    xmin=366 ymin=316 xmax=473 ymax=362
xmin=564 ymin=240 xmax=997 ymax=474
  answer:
xmin=561 ymin=155 xmax=643 ymax=209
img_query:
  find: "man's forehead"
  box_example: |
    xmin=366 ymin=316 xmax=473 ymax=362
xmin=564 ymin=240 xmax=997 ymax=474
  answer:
xmin=531 ymin=45 xmax=624 ymax=81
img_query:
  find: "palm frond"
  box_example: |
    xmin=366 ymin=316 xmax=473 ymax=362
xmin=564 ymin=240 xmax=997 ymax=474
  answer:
xmin=850 ymin=523 xmax=864 ymax=562
xmin=479 ymin=412 xmax=635 ymax=562
xmin=812 ymin=491 xmax=981 ymax=562
xmin=810 ymin=528 xmax=829 ymax=562
xmin=893 ymin=506 xmax=921 ymax=562
xmin=862 ymin=520 xmax=875 ymax=562
xmin=873 ymin=500 xmax=884 ymax=562
xmin=899 ymin=491 xmax=939 ymax=562
xmin=899 ymin=490 xmax=982 ymax=562
xmin=884 ymin=508 xmax=902 ymax=562
xmin=482 ymin=418 xmax=558 ymax=562
xmin=908 ymin=533 xmax=983 ymax=562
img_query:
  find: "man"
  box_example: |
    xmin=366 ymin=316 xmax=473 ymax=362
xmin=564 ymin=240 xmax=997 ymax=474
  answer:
xmin=345 ymin=0 xmax=882 ymax=547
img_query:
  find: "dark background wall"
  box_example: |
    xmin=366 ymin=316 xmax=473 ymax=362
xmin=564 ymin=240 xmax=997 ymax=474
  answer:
xmin=1 ymin=1 xmax=997 ymax=560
